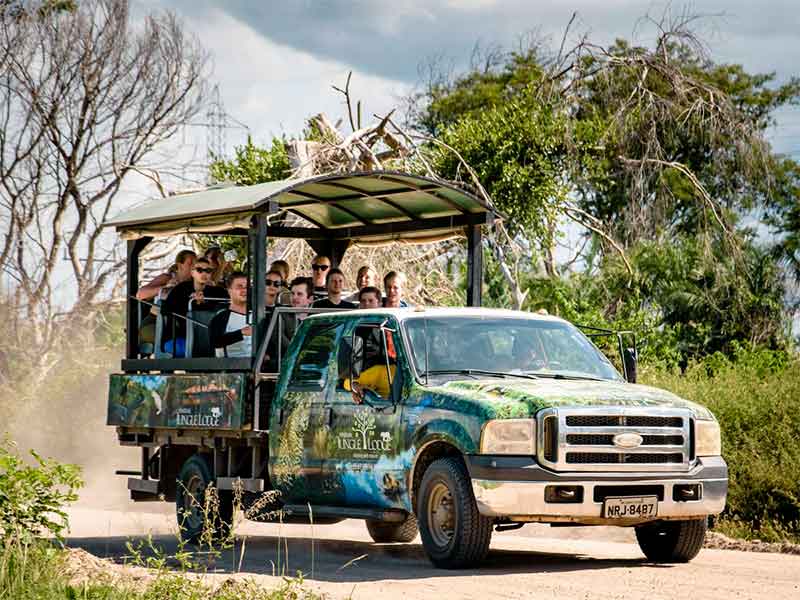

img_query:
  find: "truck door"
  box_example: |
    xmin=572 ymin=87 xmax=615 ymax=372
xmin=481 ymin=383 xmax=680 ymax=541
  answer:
xmin=269 ymin=320 xmax=343 ymax=504
xmin=323 ymin=318 xmax=408 ymax=509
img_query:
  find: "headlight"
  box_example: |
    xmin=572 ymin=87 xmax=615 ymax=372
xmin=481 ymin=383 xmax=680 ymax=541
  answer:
xmin=695 ymin=420 xmax=721 ymax=456
xmin=480 ymin=419 xmax=536 ymax=455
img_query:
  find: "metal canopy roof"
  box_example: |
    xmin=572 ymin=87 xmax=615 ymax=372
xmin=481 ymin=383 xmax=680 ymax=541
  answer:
xmin=108 ymin=171 xmax=497 ymax=242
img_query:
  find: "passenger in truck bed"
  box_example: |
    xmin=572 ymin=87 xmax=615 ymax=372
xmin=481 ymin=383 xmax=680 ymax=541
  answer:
xmin=343 ymin=265 xmax=379 ymax=304
xmin=255 ymin=269 xmax=291 ymax=370
xmin=210 ymin=271 xmax=251 ymax=357
xmin=269 ymin=259 xmax=292 ymax=305
xmin=161 ymin=257 xmax=228 ymax=357
xmin=358 ymin=286 xmax=382 ymax=309
xmin=310 ymin=254 xmax=331 ymax=301
xmin=135 ymin=249 xmax=196 ymax=347
xmin=383 ymin=270 xmax=409 ymax=308
xmin=312 ymin=267 xmax=356 ymax=309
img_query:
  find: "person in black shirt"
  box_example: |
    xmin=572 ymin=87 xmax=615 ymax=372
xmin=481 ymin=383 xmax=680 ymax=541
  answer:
xmin=161 ymin=257 xmax=228 ymax=357
xmin=310 ymin=255 xmax=331 ymax=301
xmin=312 ymin=267 xmax=356 ymax=309
xmin=255 ymin=270 xmax=288 ymax=370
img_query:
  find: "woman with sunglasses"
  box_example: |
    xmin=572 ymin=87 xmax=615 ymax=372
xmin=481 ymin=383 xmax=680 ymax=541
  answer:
xmin=255 ymin=269 xmax=290 ymax=371
xmin=160 ymin=257 xmax=228 ymax=357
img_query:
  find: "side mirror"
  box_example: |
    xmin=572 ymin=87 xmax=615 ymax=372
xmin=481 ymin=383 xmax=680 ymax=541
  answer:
xmin=623 ymin=347 xmax=638 ymax=383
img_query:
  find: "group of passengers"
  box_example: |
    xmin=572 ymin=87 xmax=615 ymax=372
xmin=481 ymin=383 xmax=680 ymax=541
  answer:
xmin=136 ymin=247 xmax=410 ymax=361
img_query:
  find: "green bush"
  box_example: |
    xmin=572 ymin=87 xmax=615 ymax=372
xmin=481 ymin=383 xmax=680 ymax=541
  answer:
xmin=644 ymin=347 xmax=800 ymax=541
xmin=0 ymin=439 xmax=82 ymax=542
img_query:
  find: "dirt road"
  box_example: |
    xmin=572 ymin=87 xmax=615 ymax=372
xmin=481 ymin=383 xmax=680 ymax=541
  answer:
xmin=66 ymin=499 xmax=800 ymax=600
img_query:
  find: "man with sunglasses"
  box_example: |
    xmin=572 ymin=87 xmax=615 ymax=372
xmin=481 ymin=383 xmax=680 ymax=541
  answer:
xmin=310 ymin=255 xmax=331 ymax=301
xmin=264 ymin=269 xmax=283 ymax=309
xmin=161 ymin=257 xmax=228 ymax=357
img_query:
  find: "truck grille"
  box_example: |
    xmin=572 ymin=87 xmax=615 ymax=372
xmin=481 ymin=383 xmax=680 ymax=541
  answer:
xmin=537 ymin=407 xmax=693 ymax=472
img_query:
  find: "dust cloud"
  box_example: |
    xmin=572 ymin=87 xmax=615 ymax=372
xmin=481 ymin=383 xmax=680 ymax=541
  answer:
xmin=4 ymin=358 xmax=144 ymax=513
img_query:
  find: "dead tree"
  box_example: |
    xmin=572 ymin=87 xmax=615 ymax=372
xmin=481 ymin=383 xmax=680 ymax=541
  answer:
xmin=0 ymin=0 xmax=208 ymax=368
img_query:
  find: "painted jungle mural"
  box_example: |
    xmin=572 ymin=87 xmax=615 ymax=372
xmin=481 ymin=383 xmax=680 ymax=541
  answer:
xmin=107 ymin=372 xmax=249 ymax=429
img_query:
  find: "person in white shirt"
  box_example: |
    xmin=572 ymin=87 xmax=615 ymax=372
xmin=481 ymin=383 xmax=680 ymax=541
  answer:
xmin=210 ymin=271 xmax=251 ymax=358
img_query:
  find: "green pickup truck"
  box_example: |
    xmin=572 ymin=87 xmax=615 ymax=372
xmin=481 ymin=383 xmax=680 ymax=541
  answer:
xmin=106 ymin=172 xmax=726 ymax=569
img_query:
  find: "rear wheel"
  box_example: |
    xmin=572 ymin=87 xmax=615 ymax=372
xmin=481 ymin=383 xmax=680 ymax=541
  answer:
xmin=635 ymin=518 xmax=707 ymax=563
xmin=175 ymin=454 xmax=233 ymax=545
xmin=417 ymin=457 xmax=492 ymax=569
xmin=366 ymin=514 xmax=418 ymax=543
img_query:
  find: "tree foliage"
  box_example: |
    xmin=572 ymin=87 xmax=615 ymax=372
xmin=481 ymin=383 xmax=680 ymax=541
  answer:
xmin=411 ymin=14 xmax=797 ymax=359
xmin=209 ymin=137 xmax=290 ymax=185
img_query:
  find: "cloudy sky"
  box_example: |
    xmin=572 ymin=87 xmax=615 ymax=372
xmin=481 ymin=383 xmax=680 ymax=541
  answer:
xmin=136 ymin=0 xmax=800 ymax=160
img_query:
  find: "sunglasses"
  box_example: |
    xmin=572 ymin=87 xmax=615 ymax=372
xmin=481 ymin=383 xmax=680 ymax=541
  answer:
xmin=265 ymin=280 xmax=283 ymax=288
xmin=194 ymin=267 xmax=214 ymax=274
xmin=311 ymin=264 xmax=330 ymax=271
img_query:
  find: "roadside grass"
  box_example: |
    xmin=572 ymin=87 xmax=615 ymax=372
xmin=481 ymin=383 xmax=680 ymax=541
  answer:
xmin=642 ymin=347 xmax=800 ymax=543
xmin=0 ymin=439 xmax=323 ymax=600
xmin=0 ymin=535 xmax=322 ymax=600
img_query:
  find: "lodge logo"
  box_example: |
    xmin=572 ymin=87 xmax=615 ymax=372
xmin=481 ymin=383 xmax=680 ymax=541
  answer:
xmin=336 ymin=408 xmax=392 ymax=453
xmin=174 ymin=407 xmax=221 ymax=427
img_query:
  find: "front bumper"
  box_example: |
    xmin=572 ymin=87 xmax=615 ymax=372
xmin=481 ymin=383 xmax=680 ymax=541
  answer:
xmin=466 ymin=455 xmax=727 ymax=525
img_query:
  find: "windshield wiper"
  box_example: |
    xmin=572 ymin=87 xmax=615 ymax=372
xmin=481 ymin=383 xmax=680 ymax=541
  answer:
xmin=530 ymin=372 xmax=606 ymax=382
xmin=424 ymin=369 xmax=539 ymax=381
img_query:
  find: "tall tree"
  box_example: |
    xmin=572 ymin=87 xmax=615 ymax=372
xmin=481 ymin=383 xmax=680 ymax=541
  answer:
xmin=0 ymin=0 xmax=208 ymax=368
xmin=413 ymin=17 xmax=800 ymax=251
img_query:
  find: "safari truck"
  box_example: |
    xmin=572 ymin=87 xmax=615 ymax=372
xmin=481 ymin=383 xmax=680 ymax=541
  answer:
xmin=106 ymin=171 xmax=727 ymax=569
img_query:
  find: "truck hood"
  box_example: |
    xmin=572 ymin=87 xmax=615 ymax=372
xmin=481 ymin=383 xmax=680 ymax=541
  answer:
xmin=436 ymin=378 xmax=714 ymax=420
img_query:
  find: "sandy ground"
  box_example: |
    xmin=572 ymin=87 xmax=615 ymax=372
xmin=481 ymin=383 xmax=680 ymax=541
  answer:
xmin=66 ymin=489 xmax=800 ymax=600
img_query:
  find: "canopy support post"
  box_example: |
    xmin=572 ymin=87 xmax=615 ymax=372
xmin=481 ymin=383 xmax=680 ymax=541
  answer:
xmin=466 ymin=224 xmax=483 ymax=307
xmin=250 ymin=212 xmax=270 ymax=359
xmin=126 ymin=237 xmax=152 ymax=359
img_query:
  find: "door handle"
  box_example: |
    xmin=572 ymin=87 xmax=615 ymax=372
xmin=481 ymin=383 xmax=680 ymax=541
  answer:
xmin=323 ymin=407 xmax=333 ymax=427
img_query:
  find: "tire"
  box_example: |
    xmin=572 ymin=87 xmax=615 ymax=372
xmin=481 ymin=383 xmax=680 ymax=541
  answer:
xmin=635 ymin=518 xmax=707 ymax=563
xmin=175 ymin=454 xmax=233 ymax=545
xmin=417 ymin=457 xmax=492 ymax=569
xmin=366 ymin=513 xmax=419 ymax=543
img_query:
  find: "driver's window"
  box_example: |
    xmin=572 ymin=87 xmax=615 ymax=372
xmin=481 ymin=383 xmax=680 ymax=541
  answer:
xmin=337 ymin=324 xmax=395 ymax=401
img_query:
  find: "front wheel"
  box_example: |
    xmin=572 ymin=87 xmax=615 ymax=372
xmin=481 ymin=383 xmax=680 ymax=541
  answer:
xmin=176 ymin=454 xmax=233 ymax=545
xmin=635 ymin=518 xmax=707 ymax=563
xmin=366 ymin=514 xmax=418 ymax=543
xmin=417 ymin=457 xmax=492 ymax=569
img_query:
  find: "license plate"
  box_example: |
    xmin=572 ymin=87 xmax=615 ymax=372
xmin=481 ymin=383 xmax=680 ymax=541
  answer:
xmin=603 ymin=496 xmax=658 ymax=519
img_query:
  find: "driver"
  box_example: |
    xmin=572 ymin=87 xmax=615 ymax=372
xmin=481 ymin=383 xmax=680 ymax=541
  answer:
xmin=348 ymin=331 xmax=397 ymax=402
xmin=513 ymin=335 xmax=546 ymax=371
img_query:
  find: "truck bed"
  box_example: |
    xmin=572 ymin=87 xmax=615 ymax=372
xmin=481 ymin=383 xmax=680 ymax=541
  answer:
xmin=107 ymin=372 xmax=254 ymax=430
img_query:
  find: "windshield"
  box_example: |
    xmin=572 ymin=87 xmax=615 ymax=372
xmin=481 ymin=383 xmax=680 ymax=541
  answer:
xmin=403 ymin=315 xmax=622 ymax=382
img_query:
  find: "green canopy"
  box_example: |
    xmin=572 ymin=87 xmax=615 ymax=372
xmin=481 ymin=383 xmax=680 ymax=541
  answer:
xmin=107 ymin=171 xmax=497 ymax=243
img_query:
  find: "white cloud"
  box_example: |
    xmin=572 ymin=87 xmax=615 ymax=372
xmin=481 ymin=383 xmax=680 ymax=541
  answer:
xmin=173 ymin=5 xmax=410 ymax=152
